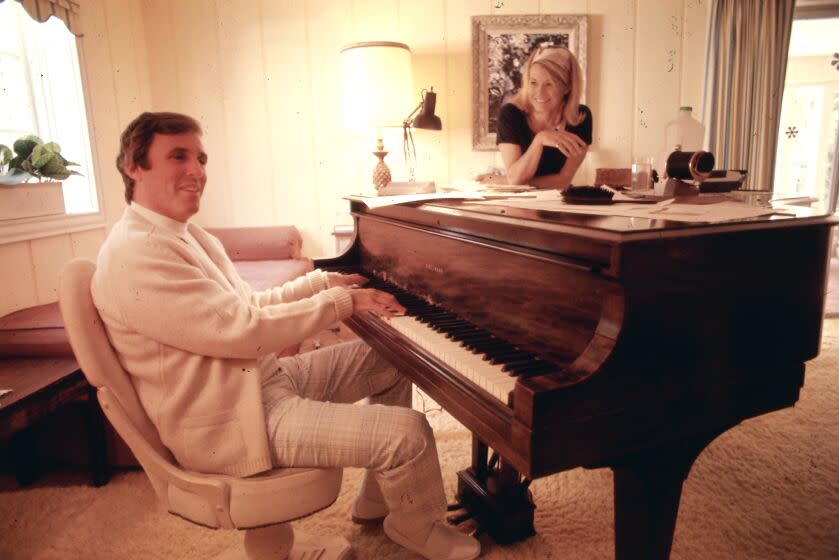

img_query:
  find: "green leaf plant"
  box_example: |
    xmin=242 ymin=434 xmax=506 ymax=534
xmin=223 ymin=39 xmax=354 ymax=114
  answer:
xmin=0 ymin=135 xmax=82 ymax=185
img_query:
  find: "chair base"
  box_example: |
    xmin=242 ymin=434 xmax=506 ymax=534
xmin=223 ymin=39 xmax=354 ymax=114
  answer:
xmin=215 ymin=523 xmax=351 ymax=560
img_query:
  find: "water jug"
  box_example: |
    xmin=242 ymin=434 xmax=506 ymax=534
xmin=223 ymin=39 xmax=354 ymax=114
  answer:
xmin=656 ymin=107 xmax=706 ymax=177
xmin=665 ymin=106 xmax=705 ymax=152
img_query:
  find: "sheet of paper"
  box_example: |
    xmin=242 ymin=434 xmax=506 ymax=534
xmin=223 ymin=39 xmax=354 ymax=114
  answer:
xmin=468 ymin=197 xmax=779 ymax=223
xmin=346 ymin=192 xmax=488 ymax=209
xmin=444 ymin=180 xmax=537 ymax=193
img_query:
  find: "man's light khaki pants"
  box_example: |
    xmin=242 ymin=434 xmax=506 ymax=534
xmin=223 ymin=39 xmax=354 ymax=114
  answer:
xmin=262 ymin=339 xmax=447 ymax=539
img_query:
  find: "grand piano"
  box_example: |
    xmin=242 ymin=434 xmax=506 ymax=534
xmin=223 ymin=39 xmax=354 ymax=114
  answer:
xmin=315 ymin=196 xmax=837 ymax=559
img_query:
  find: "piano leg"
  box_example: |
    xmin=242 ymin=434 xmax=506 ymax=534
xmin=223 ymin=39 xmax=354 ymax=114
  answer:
xmin=609 ymin=430 xmax=724 ymax=560
xmin=455 ymin=435 xmax=536 ymax=545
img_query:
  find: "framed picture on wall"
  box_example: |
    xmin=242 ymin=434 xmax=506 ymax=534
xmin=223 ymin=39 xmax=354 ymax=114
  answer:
xmin=472 ymin=14 xmax=588 ymax=151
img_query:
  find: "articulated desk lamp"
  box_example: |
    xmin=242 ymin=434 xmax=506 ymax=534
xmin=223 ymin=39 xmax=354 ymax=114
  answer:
xmin=396 ymin=87 xmax=442 ymax=194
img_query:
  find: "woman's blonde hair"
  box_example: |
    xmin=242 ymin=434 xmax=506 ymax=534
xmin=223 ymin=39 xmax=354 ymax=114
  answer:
xmin=511 ymin=46 xmax=584 ymax=126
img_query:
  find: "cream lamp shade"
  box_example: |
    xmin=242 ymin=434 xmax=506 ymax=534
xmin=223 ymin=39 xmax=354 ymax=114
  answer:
xmin=340 ymin=41 xmax=413 ymax=132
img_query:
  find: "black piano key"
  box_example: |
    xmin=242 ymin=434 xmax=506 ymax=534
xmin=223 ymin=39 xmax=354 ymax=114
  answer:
xmin=513 ymin=363 xmax=559 ymax=377
xmin=469 ymin=340 xmax=513 ymax=352
xmin=356 ymin=272 xmax=562 ymax=380
xmin=420 ymin=310 xmax=455 ymax=318
xmin=501 ymin=360 xmax=543 ymax=373
xmin=444 ymin=327 xmax=484 ymax=338
xmin=434 ymin=319 xmax=471 ymax=328
xmin=456 ymin=333 xmax=495 ymax=343
xmin=488 ymin=351 xmax=534 ymax=364
xmin=508 ymin=359 xmax=554 ymax=373
xmin=444 ymin=329 xmax=483 ymax=339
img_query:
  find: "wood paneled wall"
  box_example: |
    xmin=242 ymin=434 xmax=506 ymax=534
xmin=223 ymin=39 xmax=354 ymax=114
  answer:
xmin=0 ymin=0 xmax=709 ymax=317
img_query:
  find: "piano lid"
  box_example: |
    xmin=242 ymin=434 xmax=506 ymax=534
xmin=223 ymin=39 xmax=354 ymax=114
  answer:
xmin=350 ymin=196 xmax=838 ymax=242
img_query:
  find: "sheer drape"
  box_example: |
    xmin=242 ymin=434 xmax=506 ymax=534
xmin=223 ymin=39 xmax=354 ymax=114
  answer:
xmin=702 ymin=0 xmax=794 ymax=191
xmin=0 ymin=0 xmax=82 ymax=36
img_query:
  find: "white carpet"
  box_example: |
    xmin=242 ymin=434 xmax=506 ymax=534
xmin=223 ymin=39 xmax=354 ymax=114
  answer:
xmin=2 ymin=319 xmax=838 ymax=559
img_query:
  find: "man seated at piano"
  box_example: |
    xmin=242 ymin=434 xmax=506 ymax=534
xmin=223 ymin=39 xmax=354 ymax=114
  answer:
xmin=479 ymin=45 xmax=592 ymax=190
xmin=91 ymin=111 xmax=481 ymax=560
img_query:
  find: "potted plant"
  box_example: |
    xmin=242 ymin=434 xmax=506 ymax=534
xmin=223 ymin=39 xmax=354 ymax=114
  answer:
xmin=0 ymin=135 xmax=82 ymax=220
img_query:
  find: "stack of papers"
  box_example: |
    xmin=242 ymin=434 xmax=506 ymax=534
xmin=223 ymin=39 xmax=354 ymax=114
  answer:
xmin=347 ymin=192 xmax=486 ymax=209
xmin=469 ymin=196 xmax=782 ymax=223
xmin=443 ymin=180 xmax=536 ymax=193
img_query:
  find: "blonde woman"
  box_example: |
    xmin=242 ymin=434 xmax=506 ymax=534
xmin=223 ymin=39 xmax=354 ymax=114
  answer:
xmin=484 ymin=46 xmax=591 ymax=190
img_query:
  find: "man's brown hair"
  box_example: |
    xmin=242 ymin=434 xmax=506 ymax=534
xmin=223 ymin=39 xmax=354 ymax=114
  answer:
xmin=116 ymin=112 xmax=202 ymax=203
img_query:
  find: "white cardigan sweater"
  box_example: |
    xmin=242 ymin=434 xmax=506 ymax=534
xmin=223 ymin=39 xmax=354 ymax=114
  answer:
xmin=92 ymin=205 xmax=354 ymax=476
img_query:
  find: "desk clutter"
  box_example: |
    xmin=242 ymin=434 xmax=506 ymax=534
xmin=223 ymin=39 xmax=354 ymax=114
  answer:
xmin=597 ymin=150 xmax=748 ymax=196
xmin=470 ymin=190 xmax=784 ymax=223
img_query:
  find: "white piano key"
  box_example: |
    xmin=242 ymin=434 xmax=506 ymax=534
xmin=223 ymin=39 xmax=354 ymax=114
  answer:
xmin=384 ymin=315 xmax=516 ymax=404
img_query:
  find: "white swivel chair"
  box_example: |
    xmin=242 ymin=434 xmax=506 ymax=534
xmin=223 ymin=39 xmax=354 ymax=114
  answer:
xmin=59 ymin=258 xmax=351 ymax=560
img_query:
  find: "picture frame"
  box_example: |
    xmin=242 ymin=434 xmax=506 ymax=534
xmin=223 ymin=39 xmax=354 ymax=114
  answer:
xmin=472 ymin=14 xmax=588 ymax=151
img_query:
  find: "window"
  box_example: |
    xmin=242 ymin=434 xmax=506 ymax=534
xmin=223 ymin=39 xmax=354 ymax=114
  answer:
xmin=773 ymin=16 xmax=839 ymax=209
xmin=0 ymin=0 xmax=101 ymax=242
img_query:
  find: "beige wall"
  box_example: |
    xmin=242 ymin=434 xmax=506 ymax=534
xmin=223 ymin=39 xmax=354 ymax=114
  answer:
xmin=0 ymin=0 xmax=709 ymax=316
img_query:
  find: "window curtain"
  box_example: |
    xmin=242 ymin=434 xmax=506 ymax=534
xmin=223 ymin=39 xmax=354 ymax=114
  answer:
xmin=702 ymin=0 xmax=794 ymax=191
xmin=0 ymin=0 xmax=82 ymax=36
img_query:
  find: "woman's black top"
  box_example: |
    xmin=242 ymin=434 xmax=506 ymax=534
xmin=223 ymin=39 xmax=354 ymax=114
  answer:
xmin=496 ymin=103 xmax=592 ymax=177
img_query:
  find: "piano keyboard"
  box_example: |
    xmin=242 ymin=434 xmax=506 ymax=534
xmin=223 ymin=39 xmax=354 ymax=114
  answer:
xmin=383 ymin=314 xmax=516 ymax=403
xmin=362 ymin=277 xmax=559 ymax=404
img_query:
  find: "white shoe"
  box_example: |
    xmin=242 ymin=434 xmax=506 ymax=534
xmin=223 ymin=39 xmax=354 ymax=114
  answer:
xmin=383 ymin=518 xmax=481 ymax=560
xmin=351 ymin=494 xmax=388 ymax=524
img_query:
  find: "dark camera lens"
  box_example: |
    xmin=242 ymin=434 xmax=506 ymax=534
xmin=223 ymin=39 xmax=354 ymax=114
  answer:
xmin=666 ymin=151 xmax=715 ymax=180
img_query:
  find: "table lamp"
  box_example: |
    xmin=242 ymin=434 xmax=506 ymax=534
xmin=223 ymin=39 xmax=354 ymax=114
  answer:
xmin=340 ymin=41 xmax=413 ymax=193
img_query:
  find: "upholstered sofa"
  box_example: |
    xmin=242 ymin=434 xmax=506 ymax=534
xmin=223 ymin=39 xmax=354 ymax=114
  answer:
xmin=0 ymin=225 xmax=313 ymax=358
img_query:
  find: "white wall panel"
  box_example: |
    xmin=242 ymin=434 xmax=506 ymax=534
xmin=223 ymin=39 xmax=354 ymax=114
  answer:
xmin=30 ymin=235 xmax=74 ymax=304
xmin=260 ymin=0 xmax=323 ymax=254
xmin=682 ymin=0 xmax=710 ymax=115
xmin=0 ymin=242 xmax=39 ymax=317
xmin=172 ymin=0 xmax=234 ymax=228
xmin=579 ymin=0 xmax=636 ymax=183
xmin=305 ymin=0 xmax=356 ymax=254
xmin=70 ymin=228 xmax=106 ymax=260
xmin=398 ymin=0 xmax=449 ymax=191
xmin=85 ymin=0 xmax=139 ymax=227
xmin=217 ymin=0 xmax=277 ymax=227
xmin=445 ymin=0 xmax=498 ymax=183
xmin=634 ymin=0 xmax=683 ymax=163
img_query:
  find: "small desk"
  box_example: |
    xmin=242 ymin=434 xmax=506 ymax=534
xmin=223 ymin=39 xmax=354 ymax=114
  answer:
xmin=0 ymin=357 xmax=109 ymax=486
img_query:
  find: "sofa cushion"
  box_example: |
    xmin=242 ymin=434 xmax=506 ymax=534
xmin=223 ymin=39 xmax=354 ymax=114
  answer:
xmin=207 ymin=226 xmax=303 ymax=261
xmin=0 ymin=302 xmax=73 ymax=357
xmin=233 ymin=259 xmax=313 ymax=292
